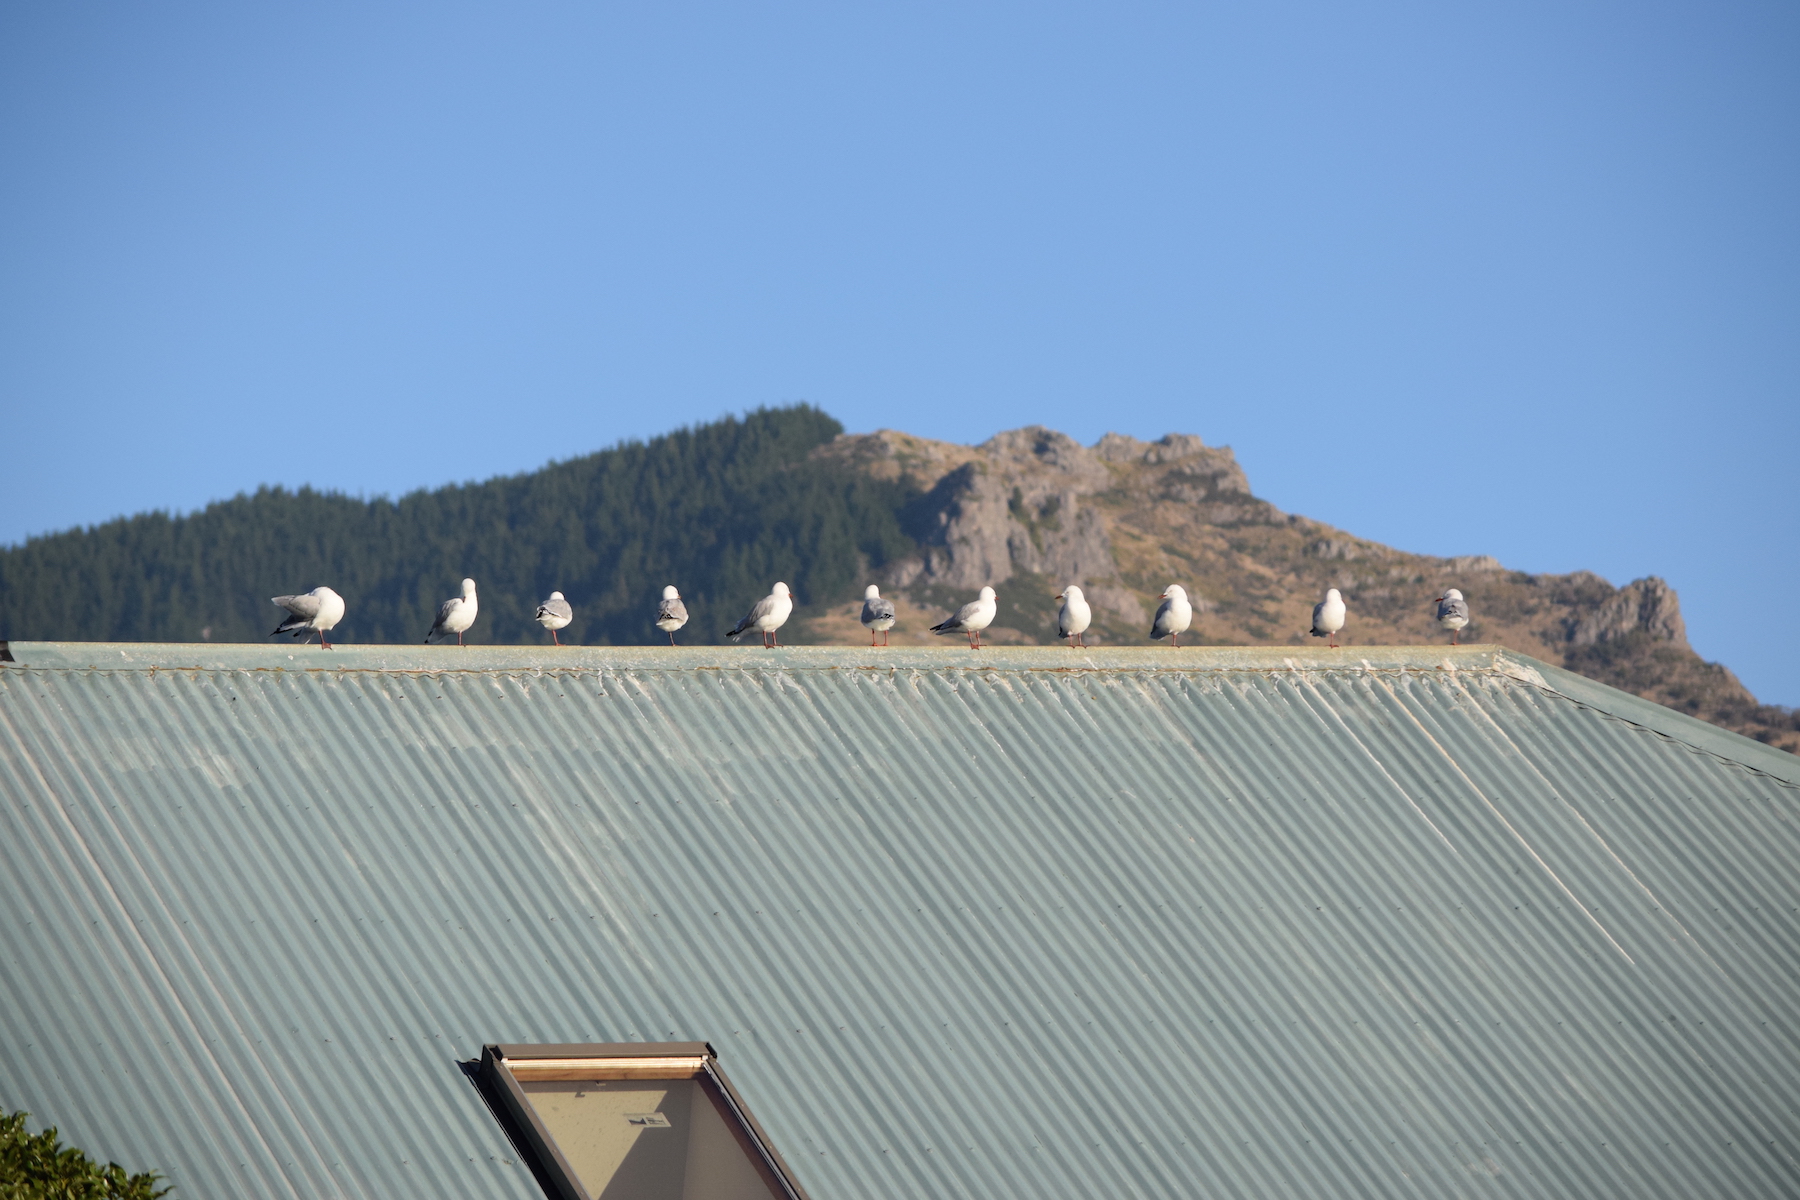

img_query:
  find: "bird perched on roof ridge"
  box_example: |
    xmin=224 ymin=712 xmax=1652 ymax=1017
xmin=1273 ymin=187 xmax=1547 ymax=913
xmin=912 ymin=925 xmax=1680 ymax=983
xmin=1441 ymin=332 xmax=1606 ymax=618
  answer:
xmin=425 ymin=578 xmax=479 ymax=646
xmin=1434 ymin=588 xmax=1470 ymax=645
xmin=1309 ymin=587 xmax=1346 ymax=649
xmin=270 ymin=586 xmax=345 ymax=649
xmin=727 ymin=581 xmax=793 ymax=648
xmin=534 ymin=591 xmax=572 ymax=646
xmin=1149 ymin=584 xmax=1192 ymax=647
xmin=931 ymin=586 xmax=997 ymax=649
xmin=655 ymin=585 xmax=689 ymax=645
xmin=861 ymin=584 xmax=896 ymax=646
xmin=1055 ymin=585 xmax=1091 ymax=648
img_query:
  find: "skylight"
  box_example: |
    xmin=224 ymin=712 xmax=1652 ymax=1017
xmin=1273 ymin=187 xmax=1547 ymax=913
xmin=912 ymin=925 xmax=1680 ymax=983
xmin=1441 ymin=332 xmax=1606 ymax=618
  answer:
xmin=478 ymin=1042 xmax=807 ymax=1200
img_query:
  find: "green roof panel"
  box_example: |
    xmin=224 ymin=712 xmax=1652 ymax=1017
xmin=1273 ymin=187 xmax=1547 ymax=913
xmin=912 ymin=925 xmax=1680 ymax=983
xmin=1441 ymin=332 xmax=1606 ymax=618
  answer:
xmin=1 ymin=643 xmax=1797 ymax=1199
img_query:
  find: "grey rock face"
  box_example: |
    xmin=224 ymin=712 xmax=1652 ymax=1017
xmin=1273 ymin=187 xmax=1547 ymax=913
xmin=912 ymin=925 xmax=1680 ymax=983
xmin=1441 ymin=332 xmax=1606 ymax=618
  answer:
xmin=899 ymin=428 xmax=1122 ymax=594
xmin=879 ymin=425 xmax=1257 ymax=624
xmin=1568 ymin=576 xmax=1687 ymax=646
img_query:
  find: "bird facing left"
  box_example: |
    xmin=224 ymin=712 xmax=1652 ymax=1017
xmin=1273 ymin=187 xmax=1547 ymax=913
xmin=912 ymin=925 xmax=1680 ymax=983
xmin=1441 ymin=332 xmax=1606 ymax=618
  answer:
xmin=270 ymin=587 xmax=346 ymax=649
xmin=534 ymin=591 xmax=573 ymax=646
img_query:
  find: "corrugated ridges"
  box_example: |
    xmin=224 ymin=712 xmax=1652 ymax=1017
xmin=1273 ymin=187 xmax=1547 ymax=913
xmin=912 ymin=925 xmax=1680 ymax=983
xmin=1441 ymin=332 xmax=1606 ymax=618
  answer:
xmin=2 ymin=653 xmax=1798 ymax=1199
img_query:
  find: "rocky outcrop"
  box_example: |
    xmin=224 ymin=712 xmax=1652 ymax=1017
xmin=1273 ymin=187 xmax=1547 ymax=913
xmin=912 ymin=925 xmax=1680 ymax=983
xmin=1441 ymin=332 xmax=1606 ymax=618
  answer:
xmin=1566 ymin=576 xmax=1686 ymax=646
xmin=806 ymin=423 xmax=1793 ymax=753
xmin=824 ymin=427 xmax=1144 ymax=622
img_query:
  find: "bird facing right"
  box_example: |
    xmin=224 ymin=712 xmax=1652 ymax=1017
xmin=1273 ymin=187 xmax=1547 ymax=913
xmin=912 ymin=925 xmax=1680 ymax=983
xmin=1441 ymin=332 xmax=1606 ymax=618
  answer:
xmin=655 ymin=585 xmax=689 ymax=645
xmin=534 ymin=591 xmax=573 ymax=646
xmin=1055 ymin=585 xmax=1091 ymax=648
xmin=1309 ymin=587 xmax=1346 ymax=648
xmin=1434 ymin=588 xmax=1470 ymax=645
xmin=1149 ymin=584 xmax=1192 ymax=647
xmin=425 ymin=578 xmax=480 ymax=646
xmin=860 ymin=584 xmax=897 ymax=646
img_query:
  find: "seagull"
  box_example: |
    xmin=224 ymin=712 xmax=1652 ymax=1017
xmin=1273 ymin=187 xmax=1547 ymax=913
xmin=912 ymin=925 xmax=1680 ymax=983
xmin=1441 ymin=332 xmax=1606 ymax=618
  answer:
xmin=1434 ymin=588 xmax=1470 ymax=645
xmin=655 ymin=585 xmax=689 ymax=646
xmin=931 ymin=586 xmax=997 ymax=649
xmin=270 ymin=586 xmax=345 ymax=649
xmin=1055 ymin=585 xmax=1091 ymax=648
xmin=534 ymin=591 xmax=572 ymax=646
xmin=1149 ymin=584 xmax=1192 ymax=647
xmin=860 ymin=584 xmax=897 ymax=647
xmin=425 ymin=578 xmax=480 ymax=646
xmin=1309 ymin=587 xmax=1347 ymax=648
xmin=727 ymin=581 xmax=793 ymax=648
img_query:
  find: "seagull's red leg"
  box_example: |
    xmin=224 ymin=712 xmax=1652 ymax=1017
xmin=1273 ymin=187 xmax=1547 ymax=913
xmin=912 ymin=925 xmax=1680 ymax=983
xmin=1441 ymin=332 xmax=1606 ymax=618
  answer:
xmin=668 ymin=631 xmax=676 ymax=646
xmin=553 ymin=630 xmax=561 ymax=646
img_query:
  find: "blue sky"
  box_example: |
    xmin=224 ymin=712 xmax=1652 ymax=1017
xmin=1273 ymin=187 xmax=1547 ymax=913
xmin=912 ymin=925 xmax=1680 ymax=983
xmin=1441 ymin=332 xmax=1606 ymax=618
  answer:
xmin=2 ymin=2 xmax=1796 ymax=702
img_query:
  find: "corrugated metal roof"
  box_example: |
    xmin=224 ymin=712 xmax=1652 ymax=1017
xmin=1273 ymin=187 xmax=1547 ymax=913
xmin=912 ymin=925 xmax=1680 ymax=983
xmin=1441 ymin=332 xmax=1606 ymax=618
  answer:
xmin=2 ymin=642 xmax=1798 ymax=1200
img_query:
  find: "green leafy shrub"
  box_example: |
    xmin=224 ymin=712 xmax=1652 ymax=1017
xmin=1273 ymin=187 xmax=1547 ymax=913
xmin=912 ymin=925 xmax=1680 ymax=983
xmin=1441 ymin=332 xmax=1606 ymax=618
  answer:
xmin=0 ymin=1110 xmax=168 ymax=1199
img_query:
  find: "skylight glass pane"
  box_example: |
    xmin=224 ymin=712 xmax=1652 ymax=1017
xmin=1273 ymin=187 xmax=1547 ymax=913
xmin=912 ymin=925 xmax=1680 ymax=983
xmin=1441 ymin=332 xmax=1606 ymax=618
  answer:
xmin=521 ymin=1080 xmax=782 ymax=1200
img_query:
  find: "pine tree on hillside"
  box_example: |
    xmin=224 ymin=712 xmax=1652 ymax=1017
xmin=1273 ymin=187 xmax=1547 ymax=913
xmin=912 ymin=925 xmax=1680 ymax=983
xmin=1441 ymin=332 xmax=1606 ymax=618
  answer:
xmin=0 ymin=406 xmax=917 ymax=646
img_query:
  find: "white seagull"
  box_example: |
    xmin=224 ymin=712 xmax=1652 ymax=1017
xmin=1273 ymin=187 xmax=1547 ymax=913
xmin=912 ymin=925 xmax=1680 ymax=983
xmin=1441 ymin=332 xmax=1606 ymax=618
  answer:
xmin=861 ymin=584 xmax=897 ymax=646
xmin=1055 ymin=585 xmax=1092 ymax=648
xmin=1149 ymin=584 xmax=1193 ymax=647
xmin=425 ymin=578 xmax=480 ymax=646
xmin=270 ymin=586 xmax=345 ymax=649
xmin=931 ymin=586 xmax=997 ymax=649
xmin=727 ymin=581 xmax=793 ymax=648
xmin=1309 ymin=587 xmax=1347 ymax=649
xmin=655 ymin=585 xmax=689 ymax=646
xmin=1434 ymin=588 xmax=1470 ymax=645
xmin=534 ymin=591 xmax=573 ymax=646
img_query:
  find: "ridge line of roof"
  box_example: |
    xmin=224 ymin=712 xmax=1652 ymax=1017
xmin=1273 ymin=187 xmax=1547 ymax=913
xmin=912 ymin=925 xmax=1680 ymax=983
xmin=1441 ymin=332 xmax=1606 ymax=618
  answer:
xmin=1450 ymin=647 xmax=1800 ymax=786
xmin=7 ymin=640 xmax=1794 ymax=784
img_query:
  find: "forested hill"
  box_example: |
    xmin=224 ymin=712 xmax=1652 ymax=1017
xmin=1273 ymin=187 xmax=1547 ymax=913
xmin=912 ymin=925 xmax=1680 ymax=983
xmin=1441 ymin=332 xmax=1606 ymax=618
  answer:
xmin=0 ymin=406 xmax=916 ymax=646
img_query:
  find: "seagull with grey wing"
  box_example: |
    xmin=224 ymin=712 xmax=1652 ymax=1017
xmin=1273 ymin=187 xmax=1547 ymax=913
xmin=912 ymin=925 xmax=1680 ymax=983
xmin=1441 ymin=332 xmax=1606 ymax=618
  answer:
xmin=534 ymin=591 xmax=572 ymax=646
xmin=860 ymin=584 xmax=896 ymax=646
xmin=425 ymin=577 xmax=480 ymax=646
xmin=1149 ymin=584 xmax=1192 ymax=647
xmin=270 ymin=586 xmax=345 ymax=649
xmin=1055 ymin=585 xmax=1091 ymax=648
xmin=1309 ymin=587 xmax=1346 ymax=648
xmin=930 ymin=586 xmax=997 ymax=649
xmin=655 ymin=585 xmax=689 ymax=645
xmin=726 ymin=581 xmax=793 ymax=648
xmin=1434 ymin=588 xmax=1470 ymax=645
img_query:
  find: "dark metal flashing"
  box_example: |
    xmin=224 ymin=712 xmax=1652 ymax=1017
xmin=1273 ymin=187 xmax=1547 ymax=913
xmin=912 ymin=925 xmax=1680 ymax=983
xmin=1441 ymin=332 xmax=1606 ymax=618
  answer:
xmin=461 ymin=1060 xmax=569 ymax=1200
xmin=478 ymin=1046 xmax=588 ymax=1200
xmin=700 ymin=1058 xmax=811 ymax=1200
xmin=493 ymin=1041 xmax=714 ymax=1061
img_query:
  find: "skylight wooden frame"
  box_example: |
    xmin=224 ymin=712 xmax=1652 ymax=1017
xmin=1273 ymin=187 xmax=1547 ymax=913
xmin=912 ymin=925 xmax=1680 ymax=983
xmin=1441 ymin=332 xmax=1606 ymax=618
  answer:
xmin=478 ymin=1041 xmax=810 ymax=1200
